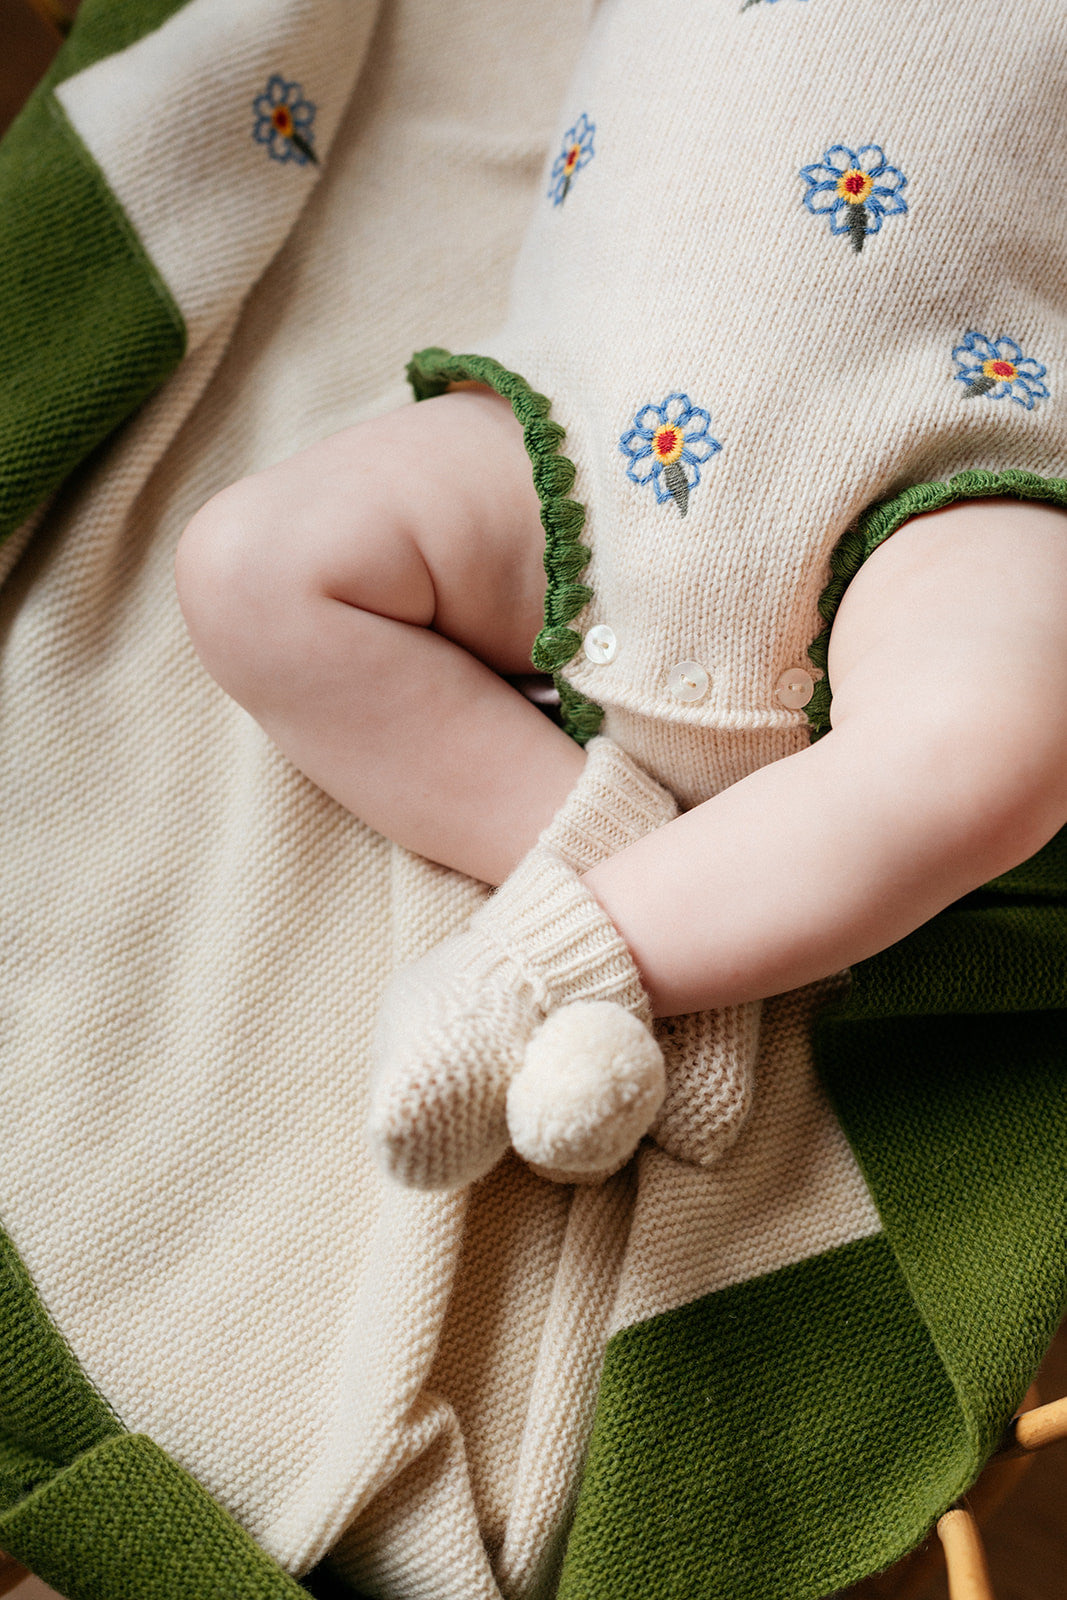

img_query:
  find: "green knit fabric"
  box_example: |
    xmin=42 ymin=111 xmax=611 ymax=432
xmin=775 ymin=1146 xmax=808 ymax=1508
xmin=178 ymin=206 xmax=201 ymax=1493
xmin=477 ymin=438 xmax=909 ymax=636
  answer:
xmin=2 ymin=14 xmax=1065 ymax=1595
xmin=41 ymin=0 xmax=192 ymax=90
xmin=0 ymin=1223 xmax=342 ymax=1598
xmin=557 ymin=825 xmax=1067 ymax=1599
xmin=0 ymin=1230 xmax=119 ymax=1481
xmin=406 ymin=347 xmax=604 ymax=743
xmin=0 ymin=1435 xmax=310 ymax=1600
xmin=558 ymin=1236 xmax=966 ymax=1600
xmin=0 ymin=0 xmax=188 ymax=546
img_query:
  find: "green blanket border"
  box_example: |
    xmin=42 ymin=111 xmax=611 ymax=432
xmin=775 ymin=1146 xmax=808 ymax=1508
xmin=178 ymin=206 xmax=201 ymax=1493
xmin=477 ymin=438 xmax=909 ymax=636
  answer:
xmin=0 ymin=0 xmax=191 ymax=548
xmin=558 ymin=1234 xmax=969 ymax=1600
xmin=2 ymin=1434 xmax=312 ymax=1600
xmin=0 ymin=1228 xmax=320 ymax=1598
xmin=557 ymin=848 xmax=1067 ymax=1599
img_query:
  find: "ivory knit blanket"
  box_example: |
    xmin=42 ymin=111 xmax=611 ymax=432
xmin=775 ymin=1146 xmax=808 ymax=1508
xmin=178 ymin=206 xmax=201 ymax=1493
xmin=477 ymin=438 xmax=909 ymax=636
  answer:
xmin=1 ymin=4 xmax=1065 ymax=1600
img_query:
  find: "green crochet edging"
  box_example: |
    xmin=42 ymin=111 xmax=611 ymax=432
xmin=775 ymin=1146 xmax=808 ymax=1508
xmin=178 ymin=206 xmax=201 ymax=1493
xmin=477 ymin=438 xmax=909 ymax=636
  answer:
xmin=406 ymin=347 xmax=604 ymax=743
xmin=806 ymin=468 xmax=1067 ymax=739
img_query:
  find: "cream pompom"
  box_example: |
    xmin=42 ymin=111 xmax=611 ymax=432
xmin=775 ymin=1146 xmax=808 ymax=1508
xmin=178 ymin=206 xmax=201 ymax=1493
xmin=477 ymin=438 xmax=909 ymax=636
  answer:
xmin=507 ymin=1001 xmax=666 ymax=1182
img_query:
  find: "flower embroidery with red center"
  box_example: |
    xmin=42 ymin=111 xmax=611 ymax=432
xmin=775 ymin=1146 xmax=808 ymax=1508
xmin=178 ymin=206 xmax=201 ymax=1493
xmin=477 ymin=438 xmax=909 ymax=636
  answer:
xmin=652 ymin=424 xmax=685 ymax=464
xmin=836 ymin=168 xmax=873 ymax=204
xmin=620 ymin=393 xmax=723 ymax=516
xmin=252 ymin=76 xmax=318 ymax=165
xmin=802 ymin=145 xmax=907 ymax=253
xmin=953 ymin=331 xmax=1048 ymax=408
xmin=549 ymin=114 xmax=594 ymax=204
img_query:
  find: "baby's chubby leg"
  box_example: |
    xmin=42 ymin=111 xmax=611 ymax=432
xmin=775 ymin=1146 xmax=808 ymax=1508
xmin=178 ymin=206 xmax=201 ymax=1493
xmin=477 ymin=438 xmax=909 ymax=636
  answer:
xmin=177 ymin=394 xmax=683 ymax=1189
xmin=176 ymin=387 xmax=584 ymax=887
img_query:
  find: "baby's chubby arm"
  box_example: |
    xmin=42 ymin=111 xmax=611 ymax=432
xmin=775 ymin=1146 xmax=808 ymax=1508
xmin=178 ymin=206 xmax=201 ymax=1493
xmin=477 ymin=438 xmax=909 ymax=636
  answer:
xmin=586 ymin=498 xmax=1067 ymax=1017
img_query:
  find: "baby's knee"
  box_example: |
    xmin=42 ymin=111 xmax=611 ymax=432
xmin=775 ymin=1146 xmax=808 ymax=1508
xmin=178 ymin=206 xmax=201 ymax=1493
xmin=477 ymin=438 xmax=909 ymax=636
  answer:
xmin=175 ymin=475 xmax=301 ymax=703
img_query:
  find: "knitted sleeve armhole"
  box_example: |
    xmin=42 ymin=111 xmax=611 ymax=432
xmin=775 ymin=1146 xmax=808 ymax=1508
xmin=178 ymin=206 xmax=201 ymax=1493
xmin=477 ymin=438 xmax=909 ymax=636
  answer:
xmin=406 ymin=346 xmax=603 ymax=744
xmin=805 ymin=467 xmax=1067 ymax=740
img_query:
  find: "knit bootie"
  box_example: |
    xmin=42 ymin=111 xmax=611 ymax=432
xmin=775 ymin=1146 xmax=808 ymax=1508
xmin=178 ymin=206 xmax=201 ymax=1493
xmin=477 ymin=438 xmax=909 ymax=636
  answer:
xmin=369 ymin=847 xmax=664 ymax=1188
xmin=367 ymin=738 xmax=678 ymax=1190
xmin=651 ymin=1000 xmax=760 ymax=1166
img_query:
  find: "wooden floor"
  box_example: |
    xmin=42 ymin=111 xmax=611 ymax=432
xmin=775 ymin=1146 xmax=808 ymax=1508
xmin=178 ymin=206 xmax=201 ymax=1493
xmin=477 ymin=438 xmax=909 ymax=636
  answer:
xmin=0 ymin=0 xmax=63 ymax=137
xmin=931 ymin=1317 xmax=1067 ymax=1600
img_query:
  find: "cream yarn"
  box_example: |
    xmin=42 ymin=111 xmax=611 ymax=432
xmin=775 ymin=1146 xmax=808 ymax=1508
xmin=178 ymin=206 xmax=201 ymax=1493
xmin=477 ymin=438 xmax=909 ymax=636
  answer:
xmin=368 ymin=847 xmax=662 ymax=1189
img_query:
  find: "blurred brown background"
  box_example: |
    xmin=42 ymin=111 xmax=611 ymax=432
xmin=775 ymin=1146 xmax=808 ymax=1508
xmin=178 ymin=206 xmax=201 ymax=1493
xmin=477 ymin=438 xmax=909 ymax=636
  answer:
xmin=0 ymin=0 xmax=75 ymax=137
xmin=0 ymin=0 xmax=1065 ymax=1595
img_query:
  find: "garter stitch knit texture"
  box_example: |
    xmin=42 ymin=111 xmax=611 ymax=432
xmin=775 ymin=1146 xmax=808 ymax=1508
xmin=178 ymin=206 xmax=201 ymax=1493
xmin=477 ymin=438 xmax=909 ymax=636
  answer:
xmin=369 ymin=846 xmax=661 ymax=1189
xmin=3 ymin=2 xmax=1067 ymax=1598
xmin=368 ymin=734 xmax=680 ymax=1189
xmin=0 ymin=0 xmax=611 ymax=1594
xmin=439 ymin=0 xmax=1067 ymax=801
xmin=370 ymin=732 xmax=758 ymax=1188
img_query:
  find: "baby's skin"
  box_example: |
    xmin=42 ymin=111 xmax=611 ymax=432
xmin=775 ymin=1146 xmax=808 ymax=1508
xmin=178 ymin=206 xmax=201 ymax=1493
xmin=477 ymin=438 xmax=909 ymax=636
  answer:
xmin=177 ymin=385 xmax=1067 ymax=1015
xmin=178 ymin=387 xmax=1067 ymax=1185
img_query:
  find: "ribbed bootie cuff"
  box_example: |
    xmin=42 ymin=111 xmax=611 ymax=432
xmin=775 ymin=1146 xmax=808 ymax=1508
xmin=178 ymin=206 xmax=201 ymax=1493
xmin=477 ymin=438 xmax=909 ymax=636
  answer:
xmin=537 ymin=736 xmax=678 ymax=872
xmin=480 ymin=848 xmax=650 ymax=1022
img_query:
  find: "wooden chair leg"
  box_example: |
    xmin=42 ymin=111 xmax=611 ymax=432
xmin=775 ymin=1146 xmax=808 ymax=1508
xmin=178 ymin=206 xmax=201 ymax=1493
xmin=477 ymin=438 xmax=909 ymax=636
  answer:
xmin=1000 ymin=1392 xmax=1067 ymax=1456
xmin=5 ymin=1386 xmax=1065 ymax=1600
xmin=937 ymin=1506 xmax=994 ymax=1600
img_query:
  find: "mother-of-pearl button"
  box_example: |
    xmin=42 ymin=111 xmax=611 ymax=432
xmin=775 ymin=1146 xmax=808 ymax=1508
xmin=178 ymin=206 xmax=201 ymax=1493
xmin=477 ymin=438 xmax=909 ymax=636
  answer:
xmin=775 ymin=667 xmax=815 ymax=709
xmin=584 ymin=624 xmax=618 ymax=664
xmin=667 ymin=661 xmax=709 ymax=703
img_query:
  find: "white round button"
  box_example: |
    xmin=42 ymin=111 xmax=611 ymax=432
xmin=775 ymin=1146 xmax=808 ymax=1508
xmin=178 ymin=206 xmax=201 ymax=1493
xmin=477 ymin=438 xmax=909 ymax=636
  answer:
xmin=667 ymin=661 xmax=710 ymax=703
xmin=584 ymin=625 xmax=618 ymax=665
xmin=775 ymin=667 xmax=815 ymax=709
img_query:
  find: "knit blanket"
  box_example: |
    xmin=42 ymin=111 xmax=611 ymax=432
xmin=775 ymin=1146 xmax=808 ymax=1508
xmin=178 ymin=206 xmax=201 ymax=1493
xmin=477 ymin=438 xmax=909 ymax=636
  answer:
xmin=1 ymin=4 xmax=1065 ymax=1600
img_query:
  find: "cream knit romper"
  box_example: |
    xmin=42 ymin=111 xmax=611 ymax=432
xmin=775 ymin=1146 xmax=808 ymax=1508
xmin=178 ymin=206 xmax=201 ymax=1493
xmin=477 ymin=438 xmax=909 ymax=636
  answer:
xmin=407 ymin=0 xmax=1067 ymax=1164
xmin=417 ymin=0 xmax=1067 ymax=808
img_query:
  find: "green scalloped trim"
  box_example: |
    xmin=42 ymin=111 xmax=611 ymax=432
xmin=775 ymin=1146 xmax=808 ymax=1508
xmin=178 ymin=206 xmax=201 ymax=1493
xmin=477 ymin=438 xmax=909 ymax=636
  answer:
xmin=406 ymin=347 xmax=603 ymax=743
xmin=806 ymin=468 xmax=1067 ymax=739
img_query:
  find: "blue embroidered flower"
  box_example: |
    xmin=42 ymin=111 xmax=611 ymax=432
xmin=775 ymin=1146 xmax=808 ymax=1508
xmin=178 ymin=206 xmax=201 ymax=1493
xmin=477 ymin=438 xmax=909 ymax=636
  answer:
xmin=953 ymin=331 xmax=1049 ymax=409
xmin=549 ymin=114 xmax=594 ymax=205
xmin=742 ymin=0 xmax=810 ymax=9
xmin=800 ymin=144 xmax=906 ymax=252
xmin=252 ymin=76 xmax=318 ymax=165
xmin=619 ymin=394 xmax=722 ymax=517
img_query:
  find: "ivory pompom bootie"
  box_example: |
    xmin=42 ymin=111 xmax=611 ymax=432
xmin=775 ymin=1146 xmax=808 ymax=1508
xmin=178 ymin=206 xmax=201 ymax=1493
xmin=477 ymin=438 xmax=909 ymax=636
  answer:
xmin=367 ymin=738 xmax=679 ymax=1190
